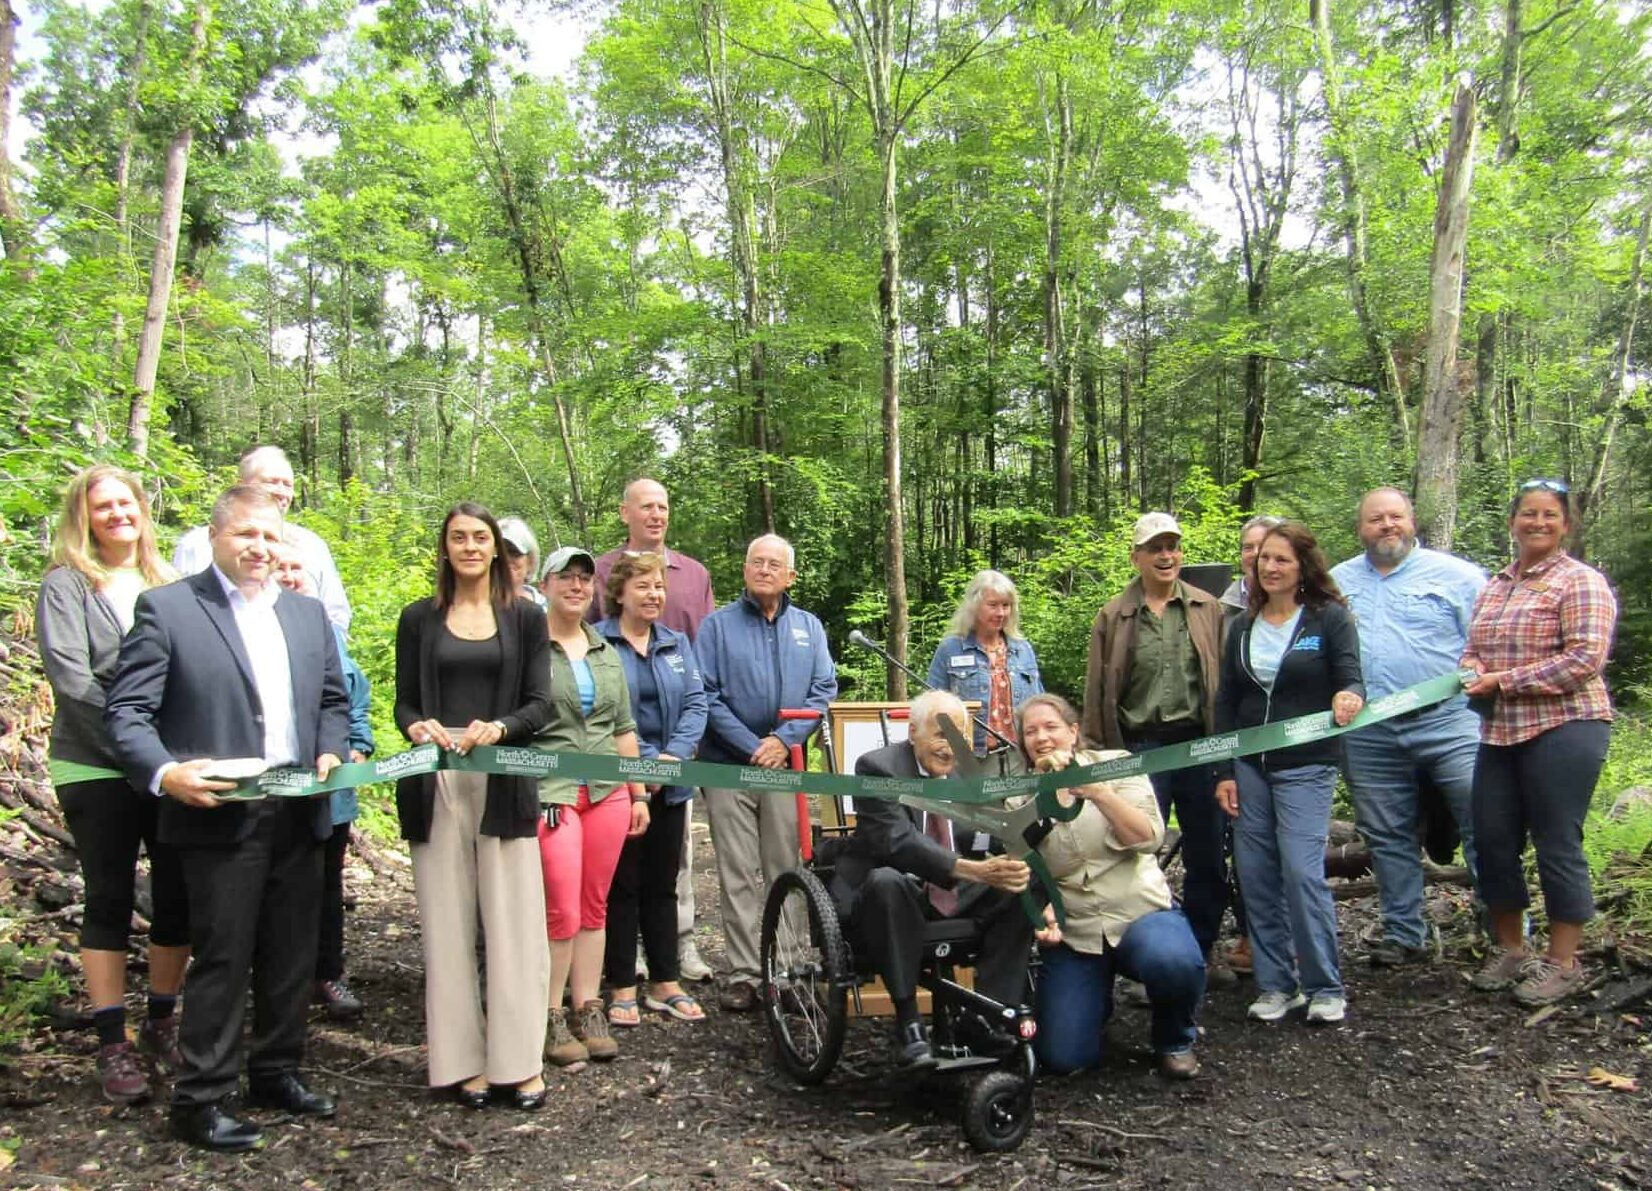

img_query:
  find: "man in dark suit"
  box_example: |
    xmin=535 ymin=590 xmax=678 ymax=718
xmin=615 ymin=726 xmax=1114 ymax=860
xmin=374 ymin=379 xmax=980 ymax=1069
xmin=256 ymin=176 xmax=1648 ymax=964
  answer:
xmin=106 ymin=485 xmax=350 ymax=1152
xmin=840 ymin=691 xmax=1034 ymax=1068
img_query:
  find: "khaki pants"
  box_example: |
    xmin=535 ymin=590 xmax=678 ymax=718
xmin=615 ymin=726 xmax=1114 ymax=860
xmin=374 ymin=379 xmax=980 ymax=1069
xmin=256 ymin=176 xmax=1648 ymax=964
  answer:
xmin=703 ymin=786 xmax=800 ymax=984
xmin=412 ymin=771 xmax=549 ymax=1087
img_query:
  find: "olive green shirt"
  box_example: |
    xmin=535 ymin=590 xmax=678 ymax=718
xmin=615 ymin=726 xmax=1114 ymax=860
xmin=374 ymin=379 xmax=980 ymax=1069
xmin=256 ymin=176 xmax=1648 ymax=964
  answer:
xmin=536 ymin=625 xmax=637 ymax=806
xmin=1117 ymin=589 xmax=1203 ymax=734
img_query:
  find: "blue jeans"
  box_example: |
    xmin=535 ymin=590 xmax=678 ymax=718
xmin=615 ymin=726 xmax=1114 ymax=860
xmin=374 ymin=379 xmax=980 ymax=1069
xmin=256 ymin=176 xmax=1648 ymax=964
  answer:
xmin=1342 ymin=704 xmax=1481 ymax=948
xmin=1233 ymin=761 xmax=1343 ymax=998
xmin=1034 ymin=910 xmax=1205 ymax=1074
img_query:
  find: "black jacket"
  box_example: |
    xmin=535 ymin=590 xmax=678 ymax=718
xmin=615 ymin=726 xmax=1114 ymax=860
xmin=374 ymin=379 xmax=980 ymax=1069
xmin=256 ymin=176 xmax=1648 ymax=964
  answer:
xmin=1215 ymin=600 xmax=1364 ymax=775
xmin=104 ymin=568 xmax=351 ymax=846
xmin=393 ymin=597 xmax=553 ymax=842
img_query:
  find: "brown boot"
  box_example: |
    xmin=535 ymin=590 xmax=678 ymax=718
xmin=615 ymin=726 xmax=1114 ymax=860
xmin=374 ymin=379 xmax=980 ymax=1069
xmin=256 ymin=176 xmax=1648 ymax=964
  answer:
xmin=572 ymin=1000 xmax=618 ymax=1062
xmin=546 ymin=1007 xmax=589 ymax=1067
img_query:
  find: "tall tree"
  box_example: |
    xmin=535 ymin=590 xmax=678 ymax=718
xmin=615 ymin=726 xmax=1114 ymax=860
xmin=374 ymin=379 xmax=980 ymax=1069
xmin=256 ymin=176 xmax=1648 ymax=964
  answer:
xmin=128 ymin=0 xmax=208 ymax=458
xmin=0 ymin=0 xmax=23 ymax=260
xmin=1413 ymin=79 xmax=1476 ymax=550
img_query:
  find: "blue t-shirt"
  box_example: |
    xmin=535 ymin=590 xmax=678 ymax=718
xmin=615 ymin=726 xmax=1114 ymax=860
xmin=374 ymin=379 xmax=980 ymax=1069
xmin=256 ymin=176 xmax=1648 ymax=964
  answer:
xmin=572 ymin=657 xmax=596 ymax=716
xmin=1249 ymin=608 xmax=1302 ymax=689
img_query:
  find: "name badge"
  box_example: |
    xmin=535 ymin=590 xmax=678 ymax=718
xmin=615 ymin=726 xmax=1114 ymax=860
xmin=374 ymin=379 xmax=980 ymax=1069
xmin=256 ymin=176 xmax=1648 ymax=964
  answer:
xmin=949 ymin=655 xmax=976 ymax=670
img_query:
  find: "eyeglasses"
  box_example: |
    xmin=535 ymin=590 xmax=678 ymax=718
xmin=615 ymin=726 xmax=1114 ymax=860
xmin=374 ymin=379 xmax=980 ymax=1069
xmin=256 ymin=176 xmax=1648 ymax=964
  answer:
xmin=1519 ymin=478 xmax=1570 ymax=495
xmin=746 ymin=559 xmax=791 ymax=574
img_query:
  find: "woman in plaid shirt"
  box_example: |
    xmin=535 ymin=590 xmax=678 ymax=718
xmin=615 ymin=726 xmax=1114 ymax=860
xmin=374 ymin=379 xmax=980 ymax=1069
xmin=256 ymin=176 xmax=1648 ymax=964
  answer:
xmin=1461 ymin=480 xmax=1617 ymax=1007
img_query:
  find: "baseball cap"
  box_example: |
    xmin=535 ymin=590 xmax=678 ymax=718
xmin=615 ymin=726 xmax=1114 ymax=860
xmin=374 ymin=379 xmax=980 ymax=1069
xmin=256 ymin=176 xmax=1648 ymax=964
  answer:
xmin=540 ymin=545 xmax=595 ymax=579
xmin=1131 ymin=512 xmax=1183 ymax=548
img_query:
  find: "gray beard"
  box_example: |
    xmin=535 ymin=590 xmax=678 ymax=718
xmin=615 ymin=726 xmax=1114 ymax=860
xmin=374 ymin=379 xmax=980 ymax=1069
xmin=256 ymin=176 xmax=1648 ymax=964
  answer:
xmin=1367 ymin=538 xmax=1414 ymax=568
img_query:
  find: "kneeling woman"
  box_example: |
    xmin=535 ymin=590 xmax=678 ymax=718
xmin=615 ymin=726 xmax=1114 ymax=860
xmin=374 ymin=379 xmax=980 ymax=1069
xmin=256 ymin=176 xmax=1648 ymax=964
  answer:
xmin=1018 ymin=694 xmax=1206 ymax=1079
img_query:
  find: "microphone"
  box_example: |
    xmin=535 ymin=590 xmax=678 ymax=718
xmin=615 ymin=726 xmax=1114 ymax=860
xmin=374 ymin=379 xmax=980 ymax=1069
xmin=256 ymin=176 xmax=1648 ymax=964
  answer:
xmin=841 ymin=627 xmax=1020 ymax=757
xmin=848 ymin=629 xmax=879 ymax=651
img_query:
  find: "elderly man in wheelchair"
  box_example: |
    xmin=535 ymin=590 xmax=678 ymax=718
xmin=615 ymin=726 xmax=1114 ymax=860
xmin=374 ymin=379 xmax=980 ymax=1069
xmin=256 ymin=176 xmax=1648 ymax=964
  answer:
xmin=836 ymin=690 xmax=1036 ymax=1067
xmin=758 ymin=689 xmax=1041 ymax=1149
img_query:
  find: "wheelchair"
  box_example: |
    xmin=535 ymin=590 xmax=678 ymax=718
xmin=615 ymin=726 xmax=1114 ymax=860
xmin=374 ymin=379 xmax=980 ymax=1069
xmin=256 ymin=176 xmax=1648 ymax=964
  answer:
xmin=756 ymin=708 xmax=1039 ymax=1153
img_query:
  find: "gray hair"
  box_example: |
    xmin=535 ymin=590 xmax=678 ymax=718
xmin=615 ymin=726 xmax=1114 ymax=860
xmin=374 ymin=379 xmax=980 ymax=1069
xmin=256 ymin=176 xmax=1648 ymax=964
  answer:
xmin=746 ymin=533 xmax=795 ymax=569
xmin=1240 ymin=515 xmax=1284 ymax=543
xmin=238 ymin=445 xmax=292 ymax=481
xmin=210 ymin=485 xmax=282 ymax=528
xmin=949 ymin=569 xmax=1022 ymax=640
xmin=910 ymin=689 xmax=968 ymax=738
xmin=496 ymin=516 xmax=541 ymax=576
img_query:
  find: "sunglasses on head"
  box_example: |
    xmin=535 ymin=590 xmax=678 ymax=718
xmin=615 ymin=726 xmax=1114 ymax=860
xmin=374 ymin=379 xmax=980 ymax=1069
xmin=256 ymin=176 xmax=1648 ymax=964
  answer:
xmin=1519 ymin=478 xmax=1570 ymax=495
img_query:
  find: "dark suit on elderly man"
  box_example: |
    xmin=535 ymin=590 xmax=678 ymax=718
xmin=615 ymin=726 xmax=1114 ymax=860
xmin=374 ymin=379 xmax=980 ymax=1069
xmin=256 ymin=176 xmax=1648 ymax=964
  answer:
xmin=105 ymin=566 xmax=350 ymax=1116
xmin=835 ymin=742 xmax=1033 ymax=1009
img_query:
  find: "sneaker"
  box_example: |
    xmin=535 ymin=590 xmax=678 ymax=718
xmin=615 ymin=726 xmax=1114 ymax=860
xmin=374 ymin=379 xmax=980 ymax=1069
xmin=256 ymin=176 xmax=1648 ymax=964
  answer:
xmin=1226 ymin=936 xmax=1254 ymax=975
xmin=314 ymin=979 xmax=364 ymax=1021
xmin=1511 ymin=958 xmax=1588 ymax=1007
xmin=679 ymin=941 xmax=714 ymax=983
xmin=1368 ymin=939 xmax=1431 ymax=969
xmin=719 ymin=980 xmax=758 ymax=1012
xmin=97 ymin=1040 xmax=151 ymax=1104
xmin=1470 ymin=947 xmax=1529 ymax=992
xmin=137 ymin=1014 xmax=184 ymax=1073
xmin=893 ymin=1020 xmax=936 ymax=1070
xmin=1306 ymin=993 xmax=1347 ymax=1024
xmin=571 ymin=999 xmax=618 ymax=1061
xmin=546 ymin=1008 xmax=588 ymax=1067
xmin=1247 ymin=990 xmax=1307 ymax=1022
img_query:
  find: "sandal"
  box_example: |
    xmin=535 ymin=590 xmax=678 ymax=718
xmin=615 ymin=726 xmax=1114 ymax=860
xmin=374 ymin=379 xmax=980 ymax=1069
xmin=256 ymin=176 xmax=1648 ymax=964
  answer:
xmin=645 ymin=992 xmax=706 ymax=1023
xmin=607 ymin=998 xmax=642 ymax=1028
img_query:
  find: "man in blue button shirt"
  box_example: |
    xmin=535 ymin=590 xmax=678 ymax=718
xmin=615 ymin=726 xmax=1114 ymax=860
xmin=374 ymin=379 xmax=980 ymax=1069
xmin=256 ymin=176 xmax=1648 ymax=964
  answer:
xmin=696 ymin=534 xmax=838 ymax=1009
xmin=1331 ymin=488 xmax=1485 ymax=966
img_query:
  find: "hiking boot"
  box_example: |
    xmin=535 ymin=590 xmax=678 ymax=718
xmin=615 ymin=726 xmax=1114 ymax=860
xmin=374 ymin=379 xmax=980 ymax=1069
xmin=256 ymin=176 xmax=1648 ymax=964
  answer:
xmin=137 ymin=1014 xmax=184 ymax=1073
xmin=679 ymin=940 xmax=714 ymax=983
xmin=1511 ymin=958 xmax=1587 ymax=1007
xmin=1306 ymin=993 xmax=1347 ymax=1025
xmin=571 ymin=1000 xmax=618 ymax=1061
xmin=1205 ymin=949 xmax=1238 ymax=990
xmin=1225 ymin=936 xmax=1253 ymax=975
xmin=719 ymin=980 xmax=758 ymax=1012
xmin=546 ymin=1008 xmax=588 ymax=1067
xmin=1158 ymin=1050 xmax=1200 ymax=1079
xmin=1368 ymin=939 xmax=1432 ymax=969
xmin=97 ymin=1041 xmax=151 ymax=1104
xmin=1470 ymin=947 xmax=1529 ymax=992
xmin=1246 ymin=990 xmax=1307 ymax=1022
xmin=314 ymin=979 xmax=364 ymax=1021
xmin=1116 ymin=977 xmax=1151 ymax=1007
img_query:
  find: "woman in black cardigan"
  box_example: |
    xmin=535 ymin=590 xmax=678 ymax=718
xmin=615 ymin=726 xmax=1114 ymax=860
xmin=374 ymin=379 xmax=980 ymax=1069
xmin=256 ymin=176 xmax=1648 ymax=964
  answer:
xmin=395 ymin=502 xmax=553 ymax=1110
xmin=1214 ymin=521 xmax=1363 ymax=1028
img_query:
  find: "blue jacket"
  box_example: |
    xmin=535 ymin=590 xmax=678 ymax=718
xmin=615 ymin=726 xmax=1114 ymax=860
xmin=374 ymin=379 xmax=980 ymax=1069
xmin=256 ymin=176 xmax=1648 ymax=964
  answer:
xmin=696 ymin=592 xmax=838 ymax=765
xmin=330 ymin=624 xmax=376 ymax=827
xmin=595 ymin=617 xmax=708 ymax=806
xmin=926 ymin=633 xmax=1045 ymax=752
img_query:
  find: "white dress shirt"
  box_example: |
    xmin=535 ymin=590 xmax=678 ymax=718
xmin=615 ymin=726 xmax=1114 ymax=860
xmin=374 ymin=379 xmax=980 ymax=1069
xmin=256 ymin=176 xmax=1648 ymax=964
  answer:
xmin=212 ymin=566 xmax=301 ymax=769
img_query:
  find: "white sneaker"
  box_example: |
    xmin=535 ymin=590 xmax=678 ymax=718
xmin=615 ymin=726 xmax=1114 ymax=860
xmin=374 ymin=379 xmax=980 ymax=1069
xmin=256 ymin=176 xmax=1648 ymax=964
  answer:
xmin=1306 ymin=993 xmax=1346 ymax=1024
xmin=679 ymin=941 xmax=713 ymax=983
xmin=1247 ymin=990 xmax=1307 ymax=1021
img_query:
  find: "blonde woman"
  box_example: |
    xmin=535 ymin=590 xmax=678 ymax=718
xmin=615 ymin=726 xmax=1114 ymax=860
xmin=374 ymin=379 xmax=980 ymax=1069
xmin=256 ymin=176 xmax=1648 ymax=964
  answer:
xmin=37 ymin=466 xmax=189 ymax=1103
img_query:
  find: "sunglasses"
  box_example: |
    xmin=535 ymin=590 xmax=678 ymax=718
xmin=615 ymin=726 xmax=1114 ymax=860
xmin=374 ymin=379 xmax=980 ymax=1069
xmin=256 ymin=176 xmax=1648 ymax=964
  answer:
xmin=1519 ymin=478 xmax=1570 ymax=495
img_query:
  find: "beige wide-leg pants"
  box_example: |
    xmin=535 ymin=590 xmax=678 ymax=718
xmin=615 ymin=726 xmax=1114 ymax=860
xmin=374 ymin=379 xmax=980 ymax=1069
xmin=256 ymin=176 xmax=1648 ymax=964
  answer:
xmin=412 ymin=770 xmax=549 ymax=1087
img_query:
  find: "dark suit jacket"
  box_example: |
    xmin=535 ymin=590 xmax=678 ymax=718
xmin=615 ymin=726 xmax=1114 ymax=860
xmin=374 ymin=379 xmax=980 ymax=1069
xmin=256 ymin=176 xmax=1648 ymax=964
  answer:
xmin=104 ymin=568 xmax=351 ymax=847
xmin=392 ymin=597 xmax=553 ymax=843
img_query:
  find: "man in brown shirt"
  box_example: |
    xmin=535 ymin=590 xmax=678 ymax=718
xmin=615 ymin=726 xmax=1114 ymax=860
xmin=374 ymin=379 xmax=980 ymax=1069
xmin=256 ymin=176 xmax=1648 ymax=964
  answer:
xmin=1083 ymin=513 xmax=1229 ymax=973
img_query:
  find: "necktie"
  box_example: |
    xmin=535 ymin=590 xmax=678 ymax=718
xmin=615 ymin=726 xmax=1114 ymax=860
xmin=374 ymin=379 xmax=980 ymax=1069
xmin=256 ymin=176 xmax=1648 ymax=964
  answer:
xmin=924 ymin=812 xmax=960 ymax=916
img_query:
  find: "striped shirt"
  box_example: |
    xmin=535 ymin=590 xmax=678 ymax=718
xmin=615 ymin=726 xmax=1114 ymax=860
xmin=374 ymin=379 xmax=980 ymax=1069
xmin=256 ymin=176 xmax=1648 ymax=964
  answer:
xmin=1462 ymin=551 xmax=1616 ymax=746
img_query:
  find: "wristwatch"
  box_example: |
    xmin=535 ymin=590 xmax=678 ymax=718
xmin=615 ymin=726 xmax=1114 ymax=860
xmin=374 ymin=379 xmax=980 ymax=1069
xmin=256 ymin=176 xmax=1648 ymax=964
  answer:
xmin=491 ymin=720 xmax=508 ymax=740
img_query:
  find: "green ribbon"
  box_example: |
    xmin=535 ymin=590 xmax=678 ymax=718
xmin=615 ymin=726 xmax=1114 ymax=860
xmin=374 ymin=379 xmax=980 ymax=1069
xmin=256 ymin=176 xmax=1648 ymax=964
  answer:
xmin=228 ymin=669 xmax=1470 ymax=806
xmin=221 ymin=670 xmax=1470 ymax=928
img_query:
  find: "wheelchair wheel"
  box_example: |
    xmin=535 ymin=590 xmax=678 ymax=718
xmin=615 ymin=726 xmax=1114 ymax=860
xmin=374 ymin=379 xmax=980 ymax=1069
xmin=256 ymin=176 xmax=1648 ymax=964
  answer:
xmin=961 ymin=1070 xmax=1033 ymax=1152
xmin=760 ymin=868 xmax=849 ymax=1085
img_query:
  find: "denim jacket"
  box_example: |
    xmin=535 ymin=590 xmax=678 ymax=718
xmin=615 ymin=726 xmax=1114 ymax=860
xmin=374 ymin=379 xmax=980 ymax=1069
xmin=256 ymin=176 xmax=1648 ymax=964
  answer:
xmin=329 ymin=623 xmax=376 ymax=827
xmin=925 ymin=633 xmax=1045 ymax=752
xmin=595 ymin=617 xmax=708 ymax=806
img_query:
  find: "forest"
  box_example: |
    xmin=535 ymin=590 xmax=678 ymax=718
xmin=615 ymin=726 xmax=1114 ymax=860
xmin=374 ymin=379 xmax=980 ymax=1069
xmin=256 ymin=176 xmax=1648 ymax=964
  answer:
xmin=2 ymin=0 xmax=1651 ymax=707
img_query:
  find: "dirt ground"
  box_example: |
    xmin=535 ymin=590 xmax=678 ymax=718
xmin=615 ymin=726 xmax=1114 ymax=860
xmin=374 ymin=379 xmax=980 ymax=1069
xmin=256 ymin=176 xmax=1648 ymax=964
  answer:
xmin=3 ymin=811 xmax=1650 ymax=1191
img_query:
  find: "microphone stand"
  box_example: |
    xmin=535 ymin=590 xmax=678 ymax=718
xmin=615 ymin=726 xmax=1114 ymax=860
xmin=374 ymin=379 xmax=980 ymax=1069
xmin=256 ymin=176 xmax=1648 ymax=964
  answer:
xmin=847 ymin=630 xmax=1024 ymax=775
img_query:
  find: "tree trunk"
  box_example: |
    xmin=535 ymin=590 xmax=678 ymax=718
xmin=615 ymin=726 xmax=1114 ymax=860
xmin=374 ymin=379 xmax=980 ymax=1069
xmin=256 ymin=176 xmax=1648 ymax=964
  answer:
xmin=1043 ymin=72 xmax=1073 ymax=518
xmin=0 ymin=0 xmax=24 ymax=261
xmin=1574 ymin=196 xmax=1652 ymax=553
xmin=1310 ymin=0 xmax=1406 ymax=444
xmin=876 ymin=128 xmax=909 ymax=699
xmin=1081 ymin=355 xmax=1100 ymax=520
xmin=128 ymin=0 xmax=208 ymax=458
xmin=109 ymin=0 xmax=152 ymax=368
xmin=1413 ymin=80 xmax=1478 ymax=550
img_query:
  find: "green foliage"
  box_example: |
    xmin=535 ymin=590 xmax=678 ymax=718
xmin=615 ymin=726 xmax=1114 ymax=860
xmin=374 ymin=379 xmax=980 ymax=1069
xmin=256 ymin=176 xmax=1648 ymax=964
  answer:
xmin=0 ymin=931 xmax=71 ymax=1058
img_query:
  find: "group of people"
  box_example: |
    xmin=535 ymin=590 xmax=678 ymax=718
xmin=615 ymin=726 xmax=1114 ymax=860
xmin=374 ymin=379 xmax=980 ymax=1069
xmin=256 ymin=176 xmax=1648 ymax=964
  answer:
xmin=35 ymin=445 xmax=1617 ymax=1148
